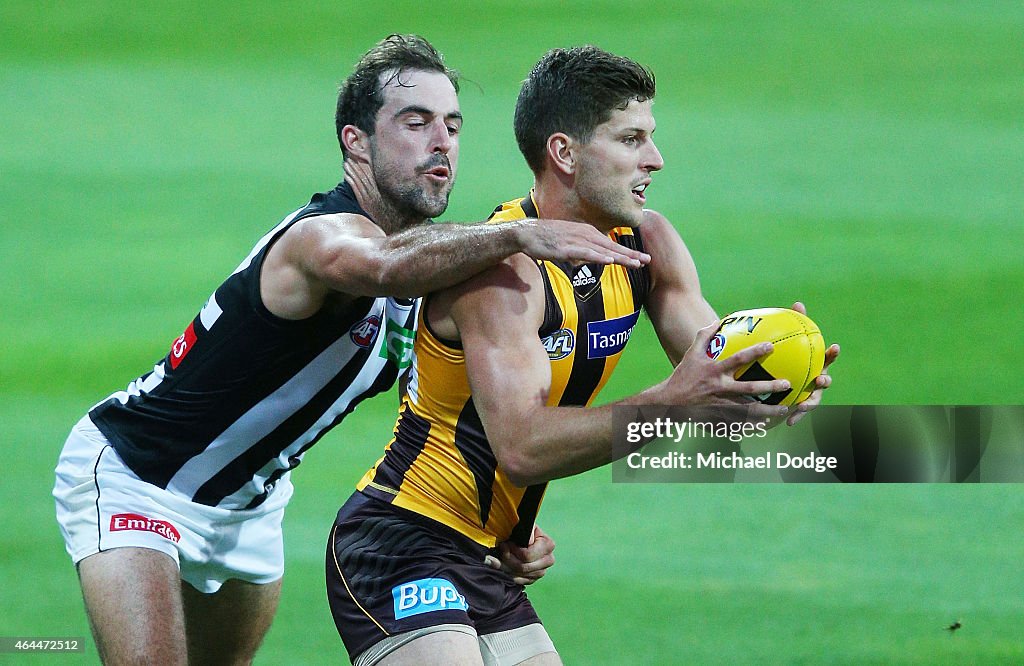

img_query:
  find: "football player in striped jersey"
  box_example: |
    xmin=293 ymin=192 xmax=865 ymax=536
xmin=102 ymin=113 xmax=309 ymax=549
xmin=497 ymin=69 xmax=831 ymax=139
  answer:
xmin=327 ymin=46 xmax=837 ymax=665
xmin=54 ymin=35 xmax=650 ymax=666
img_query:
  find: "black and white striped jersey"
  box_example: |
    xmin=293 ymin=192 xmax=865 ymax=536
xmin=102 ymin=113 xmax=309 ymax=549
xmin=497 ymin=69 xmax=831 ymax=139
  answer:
xmin=89 ymin=182 xmax=419 ymax=509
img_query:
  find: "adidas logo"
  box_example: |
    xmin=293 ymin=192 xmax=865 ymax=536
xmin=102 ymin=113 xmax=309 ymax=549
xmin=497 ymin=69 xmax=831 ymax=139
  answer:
xmin=572 ymin=265 xmax=597 ymax=287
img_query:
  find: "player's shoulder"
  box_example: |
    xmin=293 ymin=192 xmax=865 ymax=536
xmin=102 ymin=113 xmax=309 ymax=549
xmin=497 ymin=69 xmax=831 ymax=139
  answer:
xmin=638 ymin=208 xmax=692 ymax=251
xmin=458 ymin=252 xmax=540 ymax=298
xmin=636 ymin=209 xmax=701 ymax=289
xmin=461 ymin=192 xmax=542 ymax=296
xmin=289 ymin=211 xmax=383 ymax=242
xmin=638 ymin=208 xmax=675 ymax=237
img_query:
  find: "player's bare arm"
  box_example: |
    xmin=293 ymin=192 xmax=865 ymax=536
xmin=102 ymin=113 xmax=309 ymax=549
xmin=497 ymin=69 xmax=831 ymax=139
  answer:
xmin=261 ymin=212 xmax=650 ymax=320
xmin=640 ymin=209 xmax=718 ymax=365
xmin=432 ymin=252 xmax=791 ymax=487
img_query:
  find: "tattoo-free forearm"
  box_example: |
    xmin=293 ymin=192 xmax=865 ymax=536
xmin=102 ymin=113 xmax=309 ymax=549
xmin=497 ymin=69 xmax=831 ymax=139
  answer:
xmin=493 ymin=383 xmax=678 ymax=487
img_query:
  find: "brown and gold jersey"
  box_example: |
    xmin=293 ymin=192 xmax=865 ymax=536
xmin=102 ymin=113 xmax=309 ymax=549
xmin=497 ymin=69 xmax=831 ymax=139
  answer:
xmin=357 ymin=192 xmax=649 ymax=547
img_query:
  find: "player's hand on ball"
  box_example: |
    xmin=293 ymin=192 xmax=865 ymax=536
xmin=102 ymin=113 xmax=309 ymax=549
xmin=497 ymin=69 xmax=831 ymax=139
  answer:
xmin=666 ymin=321 xmax=791 ymax=420
xmin=485 ymin=526 xmax=555 ymax=586
xmin=786 ymin=301 xmax=840 ymax=426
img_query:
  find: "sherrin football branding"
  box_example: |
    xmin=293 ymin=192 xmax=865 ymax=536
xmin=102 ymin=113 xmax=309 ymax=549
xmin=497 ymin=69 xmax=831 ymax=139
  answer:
xmin=587 ymin=310 xmax=641 ymax=359
xmin=392 ymin=578 xmax=469 ymax=619
xmin=109 ymin=513 xmax=181 ymax=543
xmin=704 ymin=307 xmax=826 ymax=407
xmin=721 ymin=314 xmax=764 ymax=333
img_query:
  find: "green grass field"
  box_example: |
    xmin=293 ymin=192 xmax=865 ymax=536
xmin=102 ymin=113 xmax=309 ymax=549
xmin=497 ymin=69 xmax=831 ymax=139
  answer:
xmin=2 ymin=2 xmax=1022 ymax=663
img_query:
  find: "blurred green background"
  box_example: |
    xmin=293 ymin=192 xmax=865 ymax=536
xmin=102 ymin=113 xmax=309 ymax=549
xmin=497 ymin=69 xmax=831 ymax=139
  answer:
xmin=2 ymin=1 xmax=1021 ymax=663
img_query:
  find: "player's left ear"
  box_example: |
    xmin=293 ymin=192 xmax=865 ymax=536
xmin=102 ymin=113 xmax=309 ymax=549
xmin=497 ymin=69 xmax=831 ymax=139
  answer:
xmin=546 ymin=133 xmax=575 ymax=175
xmin=341 ymin=124 xmax=371 ymax=162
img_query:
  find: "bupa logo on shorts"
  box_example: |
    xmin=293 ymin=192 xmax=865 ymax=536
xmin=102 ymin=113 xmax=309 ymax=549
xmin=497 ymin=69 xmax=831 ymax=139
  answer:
xmin=707 ymin=333 xmax=726 ymax=359
xmin=392 ymin=578 xmax=469 ymax=619
xmin=541 ymin=328 xmax=575 ymax=360
xmin=571 ymin=265 xmax=597 ymax=288
xmin=587 ymin=310 xmax=641 ymax=359
xmin=350 ymin=314 xmax=381 ymax=348
xmin=169 ymin=322 xmax=197 ymax=370
xmin=109 ymin=513 xmax=181 ymax=543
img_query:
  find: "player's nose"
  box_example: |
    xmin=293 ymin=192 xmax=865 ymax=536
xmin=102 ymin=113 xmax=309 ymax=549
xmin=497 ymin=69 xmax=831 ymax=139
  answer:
xmin=643 ymin=140 xmax=664 ymax=172
xmin=429 ymin=119 xmax=452 ymax=154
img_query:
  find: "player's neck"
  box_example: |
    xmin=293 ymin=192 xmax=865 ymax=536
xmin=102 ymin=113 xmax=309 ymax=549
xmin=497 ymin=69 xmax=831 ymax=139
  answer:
xmin=355 ymin=190 xmax=427 ymax=236
xmin=532 ymin=176 xmax=613 ymax=235
xmin=532 ymin=173 xmax=577 ymax=222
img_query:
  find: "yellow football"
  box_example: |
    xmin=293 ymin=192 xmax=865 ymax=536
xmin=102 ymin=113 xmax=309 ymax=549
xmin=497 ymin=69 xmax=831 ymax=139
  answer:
xmin=705 ymin=308 xmax=825 ymax=406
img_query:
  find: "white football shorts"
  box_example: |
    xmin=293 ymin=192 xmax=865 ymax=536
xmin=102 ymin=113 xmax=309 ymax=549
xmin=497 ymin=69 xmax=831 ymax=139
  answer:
xmin=54 ymin=416 xmax=293 ymax=593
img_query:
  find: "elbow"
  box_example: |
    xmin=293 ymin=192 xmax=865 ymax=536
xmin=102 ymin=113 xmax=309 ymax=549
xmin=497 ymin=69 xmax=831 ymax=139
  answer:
xmin=367 ymin=253 xmax=396 ymax=296
xmin=497 ymin=444 xmax=547 ymax=488
xmin=371 ymin=253 xmax=420 ymax=298
xmin=504 ymin=463 xmax=541 ymax=489
xmin=318 ymin=250 xmax=388 ymax=298
xmin=331 ymin=252 xmax=412 ymax=298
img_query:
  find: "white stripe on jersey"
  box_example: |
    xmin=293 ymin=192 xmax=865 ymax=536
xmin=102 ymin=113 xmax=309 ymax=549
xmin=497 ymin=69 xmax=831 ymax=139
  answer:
xmin=214 ymin=325 xmax=392 ymax=508
xmin=165 ymin=301 xmax=381 ymax=499
xmin=104 ymin=362 xmax=167 ymax=409
xmin=405 ymin=348 xmax=420 ymax=405
xmin=166 ymin=297 xmax=418 ymax=507
xmin=199 ymin=294 xmax=222 ymax=331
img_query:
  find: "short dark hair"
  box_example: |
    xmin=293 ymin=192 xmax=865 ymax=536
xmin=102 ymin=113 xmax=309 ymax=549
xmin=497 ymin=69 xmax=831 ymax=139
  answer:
xmin=335 ymin=34 xmax=459 ymax=156
xmin=514 ymin=46 xmax=656 ymax=174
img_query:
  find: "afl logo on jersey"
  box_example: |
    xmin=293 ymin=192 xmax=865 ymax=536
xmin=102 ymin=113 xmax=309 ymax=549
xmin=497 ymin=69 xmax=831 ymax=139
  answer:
xmin=541 ymin=328 xmax=575 ymax=360
xmin=707 ymin=333 xmax=726 ymax=359
xmin=350 ymin=314 xmax=381 ymax=348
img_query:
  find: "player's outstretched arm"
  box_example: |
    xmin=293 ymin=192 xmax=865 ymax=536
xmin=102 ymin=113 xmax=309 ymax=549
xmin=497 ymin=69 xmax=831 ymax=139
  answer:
xmin=299 ymin=214 xmax=645 ymax=292
xmin=512 ymin=218 xmax=651 ymax=267
xmin=260 ymin=212 xmax=649 ymax=319
xmin=448 ymin=256 xmax=791 ymax=488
